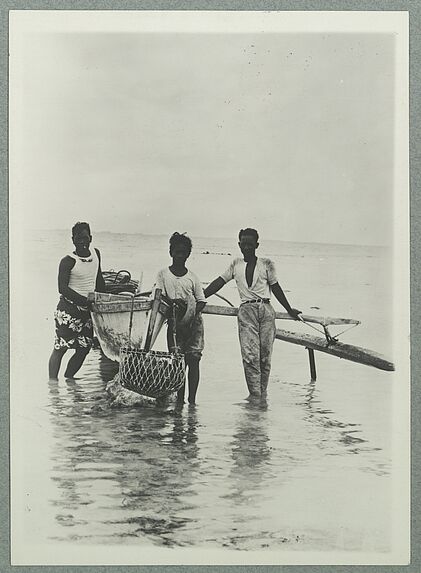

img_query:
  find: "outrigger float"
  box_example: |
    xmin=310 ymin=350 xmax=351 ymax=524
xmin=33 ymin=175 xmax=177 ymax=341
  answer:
xmin=88 ymin=287 xmax=394 ymax=382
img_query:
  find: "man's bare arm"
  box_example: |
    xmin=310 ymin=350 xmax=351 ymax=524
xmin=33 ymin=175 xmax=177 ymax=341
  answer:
xmin=94 ymin=248 xmax=106 ymax=292
xmin=204 ymin=277 xmax=225 ymax=298
xmin=270 ymin=282 xmax=301 ymax=318
xmin=58 ymin=257 xmax=88 ymax=306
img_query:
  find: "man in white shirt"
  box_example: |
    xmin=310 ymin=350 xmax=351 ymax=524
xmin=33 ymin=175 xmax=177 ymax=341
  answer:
xmin=155 ymin=232 xmax=206 ymax=405
xmin=204 ymin=228 xmax=301 ymax=402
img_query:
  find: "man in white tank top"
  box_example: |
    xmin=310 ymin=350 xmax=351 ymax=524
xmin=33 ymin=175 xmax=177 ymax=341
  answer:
xmin=48 ymin=222 xmax=105 ymax=380
xmin=204 ymin=228 xmax=301 ymax=403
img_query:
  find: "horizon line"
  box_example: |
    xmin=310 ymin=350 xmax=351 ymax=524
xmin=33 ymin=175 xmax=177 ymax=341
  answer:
xmin=29 ymin=228 xmax=389 ymax=249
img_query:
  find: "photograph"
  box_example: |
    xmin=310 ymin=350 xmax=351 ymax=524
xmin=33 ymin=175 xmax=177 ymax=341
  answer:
xmin=9 ymin=9 xmax=410 ymax=566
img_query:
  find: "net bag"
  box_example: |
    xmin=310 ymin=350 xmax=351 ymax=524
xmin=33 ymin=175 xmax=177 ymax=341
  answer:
xmin=119 ymin=346 xmax=186 ymax=398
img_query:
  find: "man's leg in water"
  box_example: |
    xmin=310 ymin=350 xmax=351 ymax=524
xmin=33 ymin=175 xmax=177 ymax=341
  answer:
xmin=259 ymin=304 xmax=276 ymax=401
xmin=181 ymin=315 xmax=204 ymax=405
xmin=64 ymin=347 xmax=90 ymax=379
xmin=167 ymin=322 xmax=186 ymax=404
xmin=48 ymin=347 xmax=68 ymax=380
xmin=238 ymin=304 xmax=261 ymax=399
xmin=185 ymin=353 xmax=201 ymax=404
xmin=176 ymin=382 xmax=186 ymax=404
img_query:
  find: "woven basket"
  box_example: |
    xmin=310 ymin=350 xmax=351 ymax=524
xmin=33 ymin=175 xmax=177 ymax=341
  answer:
xmin=119 ymin=346 xmax=185 ymax=399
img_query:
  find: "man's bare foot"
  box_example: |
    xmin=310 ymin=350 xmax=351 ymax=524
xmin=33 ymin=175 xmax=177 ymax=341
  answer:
xmin=245 ymin=394 xmax=260 ymax=402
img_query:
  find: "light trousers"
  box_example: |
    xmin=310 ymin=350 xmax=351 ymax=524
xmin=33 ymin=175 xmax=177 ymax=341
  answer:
xmin=237 ymin=302 xmax=276 ymax=398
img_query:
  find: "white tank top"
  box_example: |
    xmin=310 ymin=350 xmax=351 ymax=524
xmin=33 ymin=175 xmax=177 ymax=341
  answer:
xmin=68 ymin=247 xmax=99 ymax=298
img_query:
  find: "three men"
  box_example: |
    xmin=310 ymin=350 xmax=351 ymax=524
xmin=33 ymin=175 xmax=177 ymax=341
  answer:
xmin=51 ymin=225 xmax=300 ymax=406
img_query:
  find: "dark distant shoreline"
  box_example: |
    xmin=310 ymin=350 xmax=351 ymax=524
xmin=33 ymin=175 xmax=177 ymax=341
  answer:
xmin=29 ymin=228 xmax=389 ymax=250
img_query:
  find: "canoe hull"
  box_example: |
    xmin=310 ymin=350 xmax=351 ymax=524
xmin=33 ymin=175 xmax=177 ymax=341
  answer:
xmin=90 ymin=293 xmax=170 ymax=362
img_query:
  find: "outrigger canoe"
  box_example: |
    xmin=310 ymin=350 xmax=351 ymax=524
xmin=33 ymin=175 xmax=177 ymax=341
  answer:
xmin=89 ymin=292 xmax=394 ymax=374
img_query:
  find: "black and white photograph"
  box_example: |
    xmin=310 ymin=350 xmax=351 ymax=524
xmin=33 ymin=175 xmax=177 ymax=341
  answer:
xmin=9 ymin=10 xmax=409 ymax=566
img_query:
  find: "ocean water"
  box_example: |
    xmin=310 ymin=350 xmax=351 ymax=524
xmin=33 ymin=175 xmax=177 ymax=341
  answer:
xmin=11 ymin=230 xmax=401 ymax=564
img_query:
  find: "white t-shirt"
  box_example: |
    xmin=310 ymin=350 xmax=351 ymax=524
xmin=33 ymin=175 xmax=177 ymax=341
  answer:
xmin=155 ymin=267 xmax=206 ymax=303
xmin=220 ymin=257 xmax=278 ymax=302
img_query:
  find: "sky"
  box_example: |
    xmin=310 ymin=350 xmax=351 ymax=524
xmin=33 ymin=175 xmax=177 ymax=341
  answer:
xmin=12 ymin=16 xmax=398 ymax=245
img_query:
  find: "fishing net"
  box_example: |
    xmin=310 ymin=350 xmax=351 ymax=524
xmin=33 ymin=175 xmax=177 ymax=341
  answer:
xmin=119 ymin=346 xmax=186 ymax=398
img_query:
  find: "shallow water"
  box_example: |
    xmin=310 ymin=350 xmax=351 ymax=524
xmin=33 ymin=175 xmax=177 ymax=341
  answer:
xmin=11 ymin=231 xmax=399 ymax=562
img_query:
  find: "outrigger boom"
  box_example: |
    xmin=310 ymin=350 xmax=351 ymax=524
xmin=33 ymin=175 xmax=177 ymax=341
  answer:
xmin=202 ymin=304 xmax=360 ymax=327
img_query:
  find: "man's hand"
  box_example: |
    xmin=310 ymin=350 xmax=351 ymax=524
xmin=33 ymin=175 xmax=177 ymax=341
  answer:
xmin=177 ymin=297 xmax=196 ymax=327
xmin=195 ymin=301 xmax=206 ymax=316
xmin=288 ymin=308 xmax=302 ymax=319
xmin=86 ymin=293 xmax=95 ymax=310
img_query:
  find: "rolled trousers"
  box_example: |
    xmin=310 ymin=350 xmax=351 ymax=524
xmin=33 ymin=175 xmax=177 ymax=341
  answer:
xmin=237 ymin=302 xmax=276 ymax=398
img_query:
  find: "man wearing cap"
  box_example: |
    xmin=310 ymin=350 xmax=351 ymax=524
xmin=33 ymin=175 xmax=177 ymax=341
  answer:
xmin=204 ymin=228 xmax=301 ymax=402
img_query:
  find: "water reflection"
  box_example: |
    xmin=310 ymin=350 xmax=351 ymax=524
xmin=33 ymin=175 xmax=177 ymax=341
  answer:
xmin=47 ymin=370 xmax=201 ymax=545
xmin=98 ymin=352 xmax=119 ymax=382
xmin=44 ymin=348 xmax=390 ymax=548
xmin=302 ymin=379 xmax=388 ymax=473
xmin=227 ymin=402 xmax=272 ymax=505
xmin=110 ymin=407 xmax=200 ymax=546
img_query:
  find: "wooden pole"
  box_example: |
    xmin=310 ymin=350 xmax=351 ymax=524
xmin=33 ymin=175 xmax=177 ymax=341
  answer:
xmin=202 ymin=304 xmax=359 ymax=327
xmin=127 ymin=294 xmax=136 ymax=346
xmin=308 ymin=348 xmax=317 ymax=380
xmin=144 ymin=289 xmax=162 ymax=351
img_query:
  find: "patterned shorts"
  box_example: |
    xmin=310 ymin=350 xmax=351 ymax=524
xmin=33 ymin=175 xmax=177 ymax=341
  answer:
xmin=54 ymin=297 xmax=93 ymax=350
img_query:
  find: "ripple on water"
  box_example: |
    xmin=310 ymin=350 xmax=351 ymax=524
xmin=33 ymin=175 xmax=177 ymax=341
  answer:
xmin=41 ymin=347 xmax=392 ymax=551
